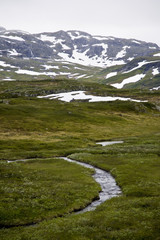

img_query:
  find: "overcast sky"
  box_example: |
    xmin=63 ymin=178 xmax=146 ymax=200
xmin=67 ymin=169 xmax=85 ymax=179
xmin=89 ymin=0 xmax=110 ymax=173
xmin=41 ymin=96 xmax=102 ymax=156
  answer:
xmin=0 ymin=0 xmax=160 ymax=45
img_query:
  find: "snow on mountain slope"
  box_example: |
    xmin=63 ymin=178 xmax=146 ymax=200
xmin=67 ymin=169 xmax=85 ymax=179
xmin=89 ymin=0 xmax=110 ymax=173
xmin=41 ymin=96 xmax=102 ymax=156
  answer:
xmin=0 ymin=60 xmax=17 ymax=68
xmin=58 ymin=48 xmax=125 ymax=67
xmin=0 ymin=27 xmax=160 ymax=89
xmin=33 ymin=30 xmax=160 ymax=67
xmin=104 ymin=57 xmax=160 ymax=89
xmin=152 ymin=68 xmax=159 ymax=75
xmin=0 ymin=55 xmax=102 ymax=81
xmin=116 ymin=46 xmax=130 ymax=59
xmin=0 ymin=27 xmax=159 ymax=67
xmin=0 ymin=35 xmax=25 ymax=41
xmin=106 ymin=72 xmax=117 ymax=79
xmin=123 ymin=60 xmax=160 ymax=74
xmin=111 ymin=74 xmax=146 ymax=89
xmin=154 ymin=53 xmax=160 ymax=57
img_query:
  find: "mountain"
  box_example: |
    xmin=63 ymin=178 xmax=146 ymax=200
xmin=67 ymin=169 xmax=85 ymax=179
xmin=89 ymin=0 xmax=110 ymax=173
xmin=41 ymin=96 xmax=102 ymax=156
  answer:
xmin=0 ymin=27 xmax=160 ymax=89
xmin=35 ymin=30 xmax=160 ymax=67
xmin=0 ymin=28 xmax=159 ymax=66
xmin=99 ymin=56 xmax=160 ymax=89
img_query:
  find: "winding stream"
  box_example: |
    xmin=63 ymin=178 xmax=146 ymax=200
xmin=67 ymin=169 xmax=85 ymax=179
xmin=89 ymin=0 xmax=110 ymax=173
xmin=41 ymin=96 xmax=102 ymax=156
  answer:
xmin=61 ymin=156 xmax=121 ymax=213
xmin=61 ymin=141 xmax=122 ymax=213
xmin=7 ymin=141 xmax=122 ymax=216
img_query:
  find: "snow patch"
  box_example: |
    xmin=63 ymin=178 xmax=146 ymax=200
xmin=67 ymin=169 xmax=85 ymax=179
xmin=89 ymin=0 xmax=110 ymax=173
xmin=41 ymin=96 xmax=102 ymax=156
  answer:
xmin=132 ymin=40 xmax=141 ymax=44
xmin=76 ymin=74 xmax=87 ymax=79
xmin=0 ymin=35 xmax=25 ymax=41
xmin=15 ymin=69 xmax=45 ymax=75
xmin=152 ymin=68 xmax=159 ymax=75
xmin=67 ymin=31 xmax=90 ymax=40
xmin=75 ymin=31 xmax=80 ymax=36
xmin=106 ymin=72 xmax=117 ymax=79
xmin=61 ymin=43 xmax=70 ymax=50
xmin=60 ymin=61 xmax=73 ymax=65
xmin=84 ymin=75 xmax=93 ymax=78
xmin=41 ymin=65 xmax=59 ymax=70
xmin=123 ymin=60 xmax=160 ymax=74
xmin=58 ymin=50 xmax=125 ymax=68
xmin=149 ymin=46 xmax=157 ymax=49
xmin=39 ymin=34 xmax=56 ymax=42
xmin=69 ymin=73 xmax=79 ymax=77
xmin=127 ymin=57 xmax=134 ymax=61
xmin=111 ymin=74 xmax=145 ymax=89
xmin=38 ymin=91 xmax=147 ymax=103
xmin=9 ymin=49 xmax=21 ymax=56
xmin=74 ymin=66 xmax=85 ymax=70
xmin=15 ymin=69 xmax=58 ymax=76
xmin=101 ymin=43 xmax=108 ymax=55
xmin=59 ymin=72 xmax=70 ymax=76
xmin=93 ymin=36 xmax=114 ymax=41
xmin=45 ymin=72 xmax=58 ymax=76
xmin=116 ymin=46 xmax=130 ymax=59
xmin=63 ymin=66 xmax=70 ymax=69
xmin=2 ymin=77 xmax=16 ymax=81
xmin=154 ymin=53 xmax=160 ymax=57
xmin=123 ymin=61 xmax=147 ymax=73
xmin=151 ymin=86 xmax=160 ymax=90
xmin=0 ymin=60 xmax=17 ymax=68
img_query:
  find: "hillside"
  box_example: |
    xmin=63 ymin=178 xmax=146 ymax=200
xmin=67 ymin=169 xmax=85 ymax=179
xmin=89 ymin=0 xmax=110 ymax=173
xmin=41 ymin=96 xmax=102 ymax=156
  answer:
xmin=0 ymin=78 xmax=160 ymax=239
xmin=0 ymin=27 xmax=160 ymax=89
xmin=0 ymin=26 xmax=160 ymax=240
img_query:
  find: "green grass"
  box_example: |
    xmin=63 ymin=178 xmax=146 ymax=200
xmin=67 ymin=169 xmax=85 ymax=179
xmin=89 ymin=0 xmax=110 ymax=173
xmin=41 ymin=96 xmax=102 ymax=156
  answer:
xmin=1 ymin=135 xmax=160 ymax=240
xmin=0 ymin=94 xmax=159 ymax=160
xmin=1 ymin=54 xmax=160 ymax=89
xmin=0 ymin=158 xmax=100 ymax=227
xmin=0 ymin=56 xmax=103 ymax=82
xmin=68 ymin=135 xmax=160 ymax=197
xmin=0 ymin=79 xmax=160 ymax=239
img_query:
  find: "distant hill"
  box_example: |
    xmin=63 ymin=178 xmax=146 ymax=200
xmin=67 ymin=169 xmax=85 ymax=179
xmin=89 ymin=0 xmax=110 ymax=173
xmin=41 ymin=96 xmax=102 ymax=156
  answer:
xmin=0 ymin=27 xmax=160 ymax=89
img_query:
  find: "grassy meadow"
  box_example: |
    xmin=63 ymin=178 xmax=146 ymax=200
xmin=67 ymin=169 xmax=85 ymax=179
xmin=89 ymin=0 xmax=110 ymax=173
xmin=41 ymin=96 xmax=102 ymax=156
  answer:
xmin=0 ymin=79 xmax=160 ymax=239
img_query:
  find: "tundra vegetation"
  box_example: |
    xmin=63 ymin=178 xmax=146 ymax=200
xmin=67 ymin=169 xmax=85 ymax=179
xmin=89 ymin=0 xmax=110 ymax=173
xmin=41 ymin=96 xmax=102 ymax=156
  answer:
xmin=0 ymin=79 xmax=160 ymax=240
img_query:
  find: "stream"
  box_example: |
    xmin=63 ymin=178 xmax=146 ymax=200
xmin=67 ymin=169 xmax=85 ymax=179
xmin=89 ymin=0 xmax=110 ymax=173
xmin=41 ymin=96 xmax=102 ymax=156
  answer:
xmin=61 ymin=140 xmax=122 ymax=213
xmin=7 ymin=140 xmax=123 ymax=217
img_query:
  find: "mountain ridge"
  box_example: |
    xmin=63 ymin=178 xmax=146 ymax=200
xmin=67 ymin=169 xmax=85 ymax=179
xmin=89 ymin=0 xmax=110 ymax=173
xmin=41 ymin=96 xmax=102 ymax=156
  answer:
xmin=0 ymin=27 xmax=160 ymax=89
xmin=0 ymin=27 xmax=159 ymax=66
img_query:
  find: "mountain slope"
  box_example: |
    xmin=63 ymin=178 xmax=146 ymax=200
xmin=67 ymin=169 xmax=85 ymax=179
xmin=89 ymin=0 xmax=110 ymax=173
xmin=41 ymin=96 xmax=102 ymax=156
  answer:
xmin=35 ymin=30 xmax=159 ymax=67
xmin=101 ymin=56 xmax=160 ymax=89
xmin=0 ymin=27 xmax=160 ymax=89
xmin=0 ymin=28 xmax=159 ymax=67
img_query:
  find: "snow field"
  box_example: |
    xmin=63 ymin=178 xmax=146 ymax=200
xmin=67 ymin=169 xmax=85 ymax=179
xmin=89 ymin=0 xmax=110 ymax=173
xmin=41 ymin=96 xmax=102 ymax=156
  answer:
xmin=111 ymin=74 xmax=146 ymax=89
xmin=153 ymin=53 xmax=160 ymax=57
xmin=38 ymin=91 xmax=147 ymax=103
xmin=116 ymin=46 xmax=130 ymax=59
xmin=152 ymin=68 xmax=159 ymax=75
xmin=0 ymin=35 xmax=25 ymax=41
xmin=106 ymin=72 xmax=117 ymax=79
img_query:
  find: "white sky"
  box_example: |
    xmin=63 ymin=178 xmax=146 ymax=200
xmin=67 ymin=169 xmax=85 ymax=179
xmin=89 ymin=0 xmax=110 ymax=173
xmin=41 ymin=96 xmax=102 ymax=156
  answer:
xmin=0 ymin=0 xmax=160 ymax=46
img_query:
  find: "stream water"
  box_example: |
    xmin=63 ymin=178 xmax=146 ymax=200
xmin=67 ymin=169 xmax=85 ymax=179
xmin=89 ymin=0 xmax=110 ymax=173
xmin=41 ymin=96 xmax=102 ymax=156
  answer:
xmin=61 ymin=141 xmax=123 ymax=213
xmin=7 ymin=141 xmax=123 ymax=215
xmin=96 ymin=140 xmax=124 ymax=146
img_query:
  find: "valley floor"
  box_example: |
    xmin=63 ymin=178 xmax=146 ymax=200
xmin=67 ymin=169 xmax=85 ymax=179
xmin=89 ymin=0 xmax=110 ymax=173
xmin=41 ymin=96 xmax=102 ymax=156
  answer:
xmin=0 ymin=79 xmax=160 ymax=239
